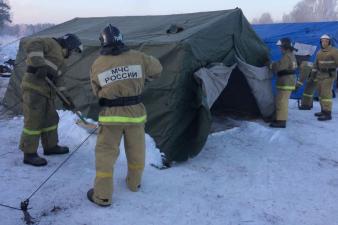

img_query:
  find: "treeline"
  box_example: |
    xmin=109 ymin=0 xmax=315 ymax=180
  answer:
xmin=0 ymin=1 xmax=54 ymax=37
xmin=252 ymin=0 xmax=338 ymax=24
xmin=0 ymin=23 xmax=54 ymax=37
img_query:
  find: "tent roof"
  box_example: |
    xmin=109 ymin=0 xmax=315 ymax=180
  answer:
xmin=35 ymin=9 xmax=240 ymax=46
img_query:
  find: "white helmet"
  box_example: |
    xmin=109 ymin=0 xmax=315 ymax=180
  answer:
xmin=320 ymin=34 xmax=330 ymax=40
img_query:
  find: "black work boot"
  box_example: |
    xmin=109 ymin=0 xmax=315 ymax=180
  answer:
xmin=87 ymin=188 xmax=111 ymax=207
xmin=298 ymin=105 xmax=312 ymax=110
xmin=317 ymin=111 xmax=332 ymax=121
xmin=269 ymin=120 xmax=286 ymax=128
xmin=23 ymin=153 xmax=47 ymax=167
xmin=44 ymin=145 xmax=69 ymax=155
xmin=314 ymin=111 xmax=323 ymax=117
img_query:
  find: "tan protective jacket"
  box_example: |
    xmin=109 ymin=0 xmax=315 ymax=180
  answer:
xmin=90 ymin=49 xmax=162 ymax=125
xmin=313 ymin=46 xmax=338 ymax=78
xmin=272 ymin=51 xmax=297 ymax=91
xmin=21 ymin=37 xmax=66 ymax=98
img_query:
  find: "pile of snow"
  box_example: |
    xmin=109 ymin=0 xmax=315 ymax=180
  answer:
xmin=1 ymin=98 xmax=338 ymax=225
xmin=0 ymin=35 xmax=20 ymax=65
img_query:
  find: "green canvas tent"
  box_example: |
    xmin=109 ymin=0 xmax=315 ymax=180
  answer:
xmin=3 ymin=8 xmax=273 ymax=163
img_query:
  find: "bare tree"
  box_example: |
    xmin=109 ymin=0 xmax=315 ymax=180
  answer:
xmin=283 ymin=0 xmax=338 ymax=22
xmin=0 ymin=0 xmax=11 ymax=28
xmin=252 ymin=12 xmax=274 ymax=24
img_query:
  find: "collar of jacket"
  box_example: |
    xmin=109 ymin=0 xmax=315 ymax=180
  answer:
xmin=322 ymin=46 xmax=332 ymax=52
xmin=282 ymin=50 xmax=292 ymax=55
xmin=100 ymin=44 xmax=129 ymax=56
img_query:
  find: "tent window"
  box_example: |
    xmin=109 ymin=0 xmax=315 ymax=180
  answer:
xmin=166 ymin=24 xmax=184 ymax=34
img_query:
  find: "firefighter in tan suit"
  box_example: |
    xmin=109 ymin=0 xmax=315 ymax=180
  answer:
xmin=312 ymin=34 xmax=338 ymax=121
xmin=87 ymin=25 xmax=162 ymax=207
xmin=270 ymin=38 xmax=297 ymax=128
xmin=297 ymin=61 xmax=317 ymax=110
xmin=20 ymin=34 xmax=83 ymax=166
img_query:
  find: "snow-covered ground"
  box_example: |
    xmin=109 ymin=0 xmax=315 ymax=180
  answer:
xmin=0 ymin=35 xmax=20 ymax=64
xmin=1 ymin=97 xmax=338 ymax=225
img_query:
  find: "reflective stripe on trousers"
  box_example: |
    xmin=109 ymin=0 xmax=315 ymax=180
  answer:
xmin=98 ymin=115 xmax=147 ymax=123
xmin=276 ymin=85 xmax=295 ymax=91
xmin=96 ymin=171 xmax=113 ymax=178
xmin=302 ymin=93 xmax=313 ymax=98
xmin=319 ymin=97 xmax=332 ymax=103
xmin=128 ymin=163 xmax=145 ymax=170
xmin=23 ymin=124 xmax=58 ymax=135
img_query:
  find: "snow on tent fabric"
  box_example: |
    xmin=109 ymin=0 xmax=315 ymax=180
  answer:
xmin=3 ymin=8 xmax=273 ymax=163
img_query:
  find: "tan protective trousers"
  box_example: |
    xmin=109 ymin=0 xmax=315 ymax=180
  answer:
xmin=275 ymin=89 xmax=292 ymax=121
xmin=301 ymin=79 xmax=317 ymax=107
xmin=93 ymin=124 xmax=145 ymax=205
xmin=19 ymin=91 xmax=59 ymax=154
xmin=317 ymin=76 xmax=336 ymax=112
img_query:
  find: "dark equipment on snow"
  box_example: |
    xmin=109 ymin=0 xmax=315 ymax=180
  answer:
xmin=5 ymin=58 xmax=15 ymax=67
xmin=0 ymin=64 xmax=12 ymax=77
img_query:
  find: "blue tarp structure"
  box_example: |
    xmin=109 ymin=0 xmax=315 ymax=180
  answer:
xmin=253 ymin=22 xmax=338 ymax=99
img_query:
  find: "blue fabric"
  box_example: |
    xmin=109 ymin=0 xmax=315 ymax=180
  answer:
xmin=253 ymin=22 xmax=338 ymax=99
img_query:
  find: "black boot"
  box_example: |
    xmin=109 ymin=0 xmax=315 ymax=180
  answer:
xmin=318 ymin=111 xmax=332 ymax=121
xmin=298 ymin=105 xmax=312 ymax=110
xmin=23 ymin=153 xmax=47 ymax=167
xmin=269 ymin=120 xmax=286 ymax=128
xmin=44 ymin=145 xmax=69 ymax=155
xmin=87 ymin=188 xmax=110 ymax=207
xmin=314 ymin=111 xmax=323 ymax=117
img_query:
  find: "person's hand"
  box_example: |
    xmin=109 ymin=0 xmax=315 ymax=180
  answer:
xmin=35 ymin=66 xmax=49 ymax=79
xmin=36 ymin=66 xmax=57 ymax=83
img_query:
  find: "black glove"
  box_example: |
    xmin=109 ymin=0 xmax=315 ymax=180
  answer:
xmin=35 ymin=66 xmax=57 ymax=83
xmin=63 ymin=95 xmax=76 ymax=110
xmin=35 ymin=66 xmax=49 ymax=79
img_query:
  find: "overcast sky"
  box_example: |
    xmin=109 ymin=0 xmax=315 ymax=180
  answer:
xmin=9 ymin=0 xmax=298 ymax=24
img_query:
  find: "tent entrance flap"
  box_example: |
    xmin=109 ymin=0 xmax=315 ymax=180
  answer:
xmin=236 ymin=57 xmax=274 ymax=117
xmin=194 ymin=63 xmax=236 ymax=109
